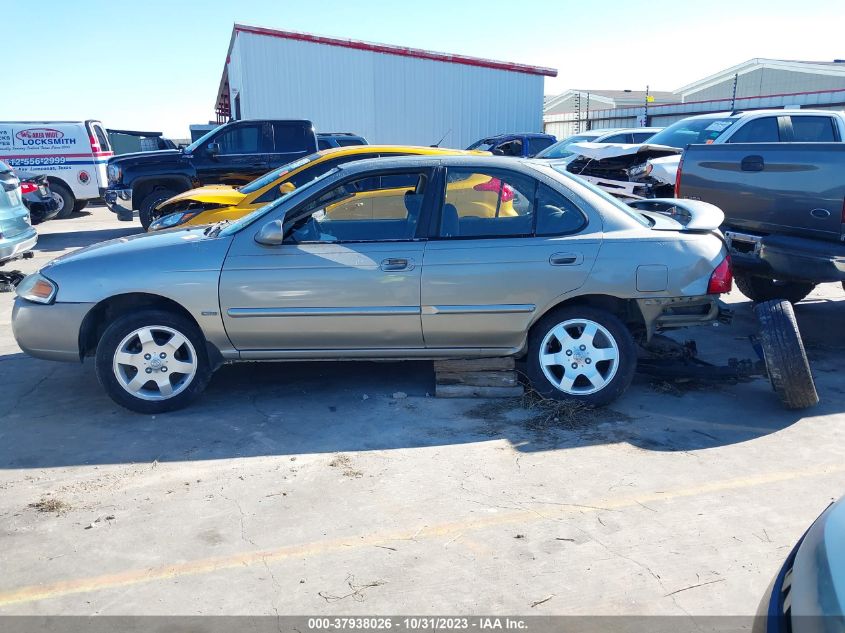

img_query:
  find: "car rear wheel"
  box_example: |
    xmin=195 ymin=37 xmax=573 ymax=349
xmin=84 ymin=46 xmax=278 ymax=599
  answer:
xmin=95 ymin=309 xmax=211 ymax=413
xmin=50 ymin=182 xmax=76 ymax=219
xmin=754 ymin=299 xmax=818 ymax=410
xmin=139 ymin=188 xmax=177 ymax=230
xmin=526 ymin=306 xmax=636 ymax=406
xmin=734 ymin=272 xmax=815 ymax=304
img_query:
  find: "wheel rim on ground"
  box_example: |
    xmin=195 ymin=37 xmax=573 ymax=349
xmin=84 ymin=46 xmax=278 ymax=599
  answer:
xmin=51 ymin=192 xmax=65 ymax=213
xmin=539 ymin=318 xmax=620 ymax=395
xmin=112 ymin=325 xmax=198 ymax=401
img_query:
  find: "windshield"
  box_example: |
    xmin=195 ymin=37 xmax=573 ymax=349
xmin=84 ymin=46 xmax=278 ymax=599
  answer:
xmin=547 ymin=163 xmax=650 ymax=227
xmin=239 ymin=154 xmax=319 ymax=194
xmin=646 ymin=116 xmax=738 ymax=148
xmin=534 ymin=134 xmax=599 ymax=159
xmin=466 ymin=139 xmax=498 ymax=151
xmin=183 ymin=124 xmax=226 ymax=154
xmin=219 ymin=167 xmax=341 ymax=237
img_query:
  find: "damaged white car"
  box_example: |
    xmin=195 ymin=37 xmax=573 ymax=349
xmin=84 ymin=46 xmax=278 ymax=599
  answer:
xmin=564 ymin=109 xmax=845 ymax=201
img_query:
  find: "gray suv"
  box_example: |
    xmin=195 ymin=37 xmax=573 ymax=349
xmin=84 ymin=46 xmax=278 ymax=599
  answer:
xmin=13 ymin=156 xmax=730 ymax=413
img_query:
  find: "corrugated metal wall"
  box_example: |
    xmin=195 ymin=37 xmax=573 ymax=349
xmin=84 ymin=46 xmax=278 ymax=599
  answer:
xmin=684 ymin=68 xmax=845 ymax=102
xmin=228 ymin=32 xmax=545 ymax=148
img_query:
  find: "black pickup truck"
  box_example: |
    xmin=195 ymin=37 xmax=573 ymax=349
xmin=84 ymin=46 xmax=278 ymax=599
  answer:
xmin=104 ymin=119 xmax=317 ymax=229
xmin=677 ymin=143 xmax=845 ymax=303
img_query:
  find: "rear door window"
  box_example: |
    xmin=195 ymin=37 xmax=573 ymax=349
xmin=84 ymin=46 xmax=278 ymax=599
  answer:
xmin=632 ymin=131 xmax=656 ymax=143
xmin=790 ymin=116 xmax=837 ymax=141
xmin=535 ymin=184 xmax=587 ymax=235
xmin=272 ymin=123 xmax=312 ymax=152
xmin=600 ymin=133 xmax=632 ymax=143
xmin=726 ymin=117 xmax=780 ymax=143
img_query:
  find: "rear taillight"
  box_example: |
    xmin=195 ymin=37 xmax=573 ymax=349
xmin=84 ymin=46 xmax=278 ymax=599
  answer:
xmin=707 ymin=256 xmax=733 ymax=294
xmin=474 ymin=177 xmax=515 ymax=202
xmin=674 ymin=153 xmax=684 ymax=198
xmin=20 ymin=182 xmax=37 ymax=195
xmin=89 ymin=135 xmax=101 ymax=153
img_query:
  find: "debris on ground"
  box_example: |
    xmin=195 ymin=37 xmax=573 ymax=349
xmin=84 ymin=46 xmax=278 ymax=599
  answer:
xmin=530 ymin=594 xmax=555 ymax=608
xmin=392 ymin=391 xmax=408 ymax=399
xmin=28 ymin=497 xmax=70 ymax=515
xmin=318 ymin=574 xmax=386 ymax=602
xmin=328 ymin=454 xmax=364 ymax=478
xmin=84 ymin=514 xmax=116 ymax=529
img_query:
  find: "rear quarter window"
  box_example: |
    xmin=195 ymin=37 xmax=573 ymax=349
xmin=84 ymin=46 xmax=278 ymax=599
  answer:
xmin=790 ymin=116 xmax=837 ymax=142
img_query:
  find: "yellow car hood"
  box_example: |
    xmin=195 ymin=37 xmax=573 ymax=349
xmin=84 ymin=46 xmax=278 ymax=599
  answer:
xmin=158 ymin=185 xmax=247 ymax=209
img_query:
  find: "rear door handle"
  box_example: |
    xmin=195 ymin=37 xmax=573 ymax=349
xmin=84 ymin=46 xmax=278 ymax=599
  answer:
xmin=380 ymin=258 xmax=412 ymax=271
xmin=741 ymin=155 xmax=764 ymax=172
xmin=549 ymin=252 xmax=582 ymax=266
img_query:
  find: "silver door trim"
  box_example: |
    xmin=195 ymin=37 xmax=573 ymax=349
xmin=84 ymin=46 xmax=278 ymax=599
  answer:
xmin=422 ymin=304 xmax=536 ymax=315
xmin=227 ymin=306 xmax=421 ymax=318
xmin=238 ymin=346 xmax=522 ymax=360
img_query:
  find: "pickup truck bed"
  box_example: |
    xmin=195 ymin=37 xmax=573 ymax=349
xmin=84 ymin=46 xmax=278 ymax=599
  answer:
xmin=678 ymin=143 xmax=845 ymax=301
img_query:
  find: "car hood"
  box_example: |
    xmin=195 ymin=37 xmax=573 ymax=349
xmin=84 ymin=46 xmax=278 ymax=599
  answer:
xmin=158 ymin=185 xmax=246 ymax=210
xmin=567 ymin=142 xmax=682 ymax=161
xmin=108 ymin=149 xmax=183 ymax=167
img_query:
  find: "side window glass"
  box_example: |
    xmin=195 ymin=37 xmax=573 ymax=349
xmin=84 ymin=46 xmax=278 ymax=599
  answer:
xmin=272 ymin=123 xmax=310 ymax=152
xmin=528 ymin=137 xmax=555 ymax=155
xmin=439 ymin=169 xmax=536 ymax=239
xmin=726 ymin=118 xmax=780 ymax=143
xmin=790 ymin=116 xmax=836 ymax=142
xmin=535 ymin=184 xmax=587 ymax=235
xmin=287 ymin=172 xmax=427 ymax=243
xmin=632 ymin=132 xmax=655 ymax=143
xmin=495 ymin=139 xmax=523 ymax=157
xmin=318 ymin=139 xmax=332 ymax=150
xmin=216 ymin=125 xmax=262 ymax=154
xmin=602 ymin=134 xmax=629 ymax=143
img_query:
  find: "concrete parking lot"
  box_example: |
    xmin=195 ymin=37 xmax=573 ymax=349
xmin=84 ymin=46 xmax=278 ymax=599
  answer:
xmin=1 ymin=204 xmax=844 ymax=616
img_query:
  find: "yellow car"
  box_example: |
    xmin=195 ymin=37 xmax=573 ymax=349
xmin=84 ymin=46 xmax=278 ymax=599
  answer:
xmin=149 ymin=145 xmax=512 ymax=230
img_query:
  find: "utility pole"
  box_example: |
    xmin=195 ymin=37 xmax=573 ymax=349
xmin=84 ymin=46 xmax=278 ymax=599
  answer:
xmin=585 ymin=92 xmax=590 ymax=131
xmin=574 ymin=91 xmax=581 ymax=134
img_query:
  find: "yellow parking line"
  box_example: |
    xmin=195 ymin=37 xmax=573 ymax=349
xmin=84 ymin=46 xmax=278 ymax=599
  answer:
xmin=1 ymin=463 xmax=843 ymax=607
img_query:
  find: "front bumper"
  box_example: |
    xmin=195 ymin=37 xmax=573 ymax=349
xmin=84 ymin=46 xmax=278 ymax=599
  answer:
xmin=103 ymin=187 xmax=133 ymax=219
xmin=11 ymin=298 xmax=94 ymax=362
xmin=0 ymin=227 xmax=37 ymax=263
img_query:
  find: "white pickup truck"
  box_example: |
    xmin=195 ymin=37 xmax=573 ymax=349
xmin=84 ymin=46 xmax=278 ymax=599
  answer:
xmin=565 ymin=109 xmax=845 ymax=200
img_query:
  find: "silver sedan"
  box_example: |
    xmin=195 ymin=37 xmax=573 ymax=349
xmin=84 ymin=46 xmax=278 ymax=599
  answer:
xmin=12 ymin=156 xmax=731 ymax=413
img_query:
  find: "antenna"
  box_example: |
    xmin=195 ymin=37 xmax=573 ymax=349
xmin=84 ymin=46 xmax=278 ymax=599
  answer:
xmin=431 ymin=129 xmax=452 ymax=148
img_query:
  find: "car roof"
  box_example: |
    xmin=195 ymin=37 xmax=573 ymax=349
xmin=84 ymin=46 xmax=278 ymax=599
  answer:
xmin=334 ymin=154 xmax=538 ymax=174
xmin=682 ymin=108 xmax=837 ymax=122
xmin=315 ymin=145 xmax=488 ymax=159
xmin=480 ymin=133 xmax=555 ymax=141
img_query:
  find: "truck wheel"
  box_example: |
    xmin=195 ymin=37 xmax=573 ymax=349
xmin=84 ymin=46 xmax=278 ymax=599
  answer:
xmin=139 ymin=188 xmax=177 ymax=230
xmin=754 ymin=299 xmax=818 ymax=410
xmin=734 ymin=272 xmax=815 ymax=304
xmin=72 ymin=200 xmax=89 ymax=212
xmin=526 ymin=306 xmax=636 ymax=407
xmin=95 ymin=309 xmax=211 ymax=414
xmin=50 ymin=182 xmax=76 ymax=219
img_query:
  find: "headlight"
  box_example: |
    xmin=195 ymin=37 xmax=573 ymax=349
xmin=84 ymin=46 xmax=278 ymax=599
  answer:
xmin=107 ymin=164 xmax=121 ymax=183
xmin=16 ymin=273 xmax=58 ymax=304
xmin=148 ymin=211 xmax=200 ymax=231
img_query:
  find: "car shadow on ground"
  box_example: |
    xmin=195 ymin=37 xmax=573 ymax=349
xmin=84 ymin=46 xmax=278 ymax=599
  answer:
xmin=32 ymin=226 xmax=142 ymax=252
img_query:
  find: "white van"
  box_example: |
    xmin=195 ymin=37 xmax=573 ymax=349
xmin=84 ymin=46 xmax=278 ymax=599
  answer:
xmin=0 ymin=120 xmax=112 ymax=218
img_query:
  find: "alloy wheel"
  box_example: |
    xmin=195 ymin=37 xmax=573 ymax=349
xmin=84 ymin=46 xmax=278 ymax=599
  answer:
xmin=539 ymin=318 xmax=620 ymax=395
xmin=112 ymin=325 xmax=198 ymax=401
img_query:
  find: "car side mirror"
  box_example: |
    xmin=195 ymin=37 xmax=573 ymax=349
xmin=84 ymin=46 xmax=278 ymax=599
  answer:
xmin=207 ymin=142 xmax=221 ymax=157
xmin=254 ymin=217 xmax=288 ymax=246
xmin=279 ymin=182 xmax=296 ymax=196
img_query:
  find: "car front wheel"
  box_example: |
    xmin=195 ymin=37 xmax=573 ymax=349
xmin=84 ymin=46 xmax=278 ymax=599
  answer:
xmin=95 ymin=309 xmax=211 ymax=413
xmin=527 ymin=306 xmax=636 ymax=406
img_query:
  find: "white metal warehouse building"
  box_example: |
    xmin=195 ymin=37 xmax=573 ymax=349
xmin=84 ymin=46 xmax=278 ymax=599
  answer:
xmin=215 ymin=24 xmax=557 ymax=149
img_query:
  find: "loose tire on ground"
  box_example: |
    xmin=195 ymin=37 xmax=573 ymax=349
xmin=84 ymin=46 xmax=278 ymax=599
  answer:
xmin=526 ymin=306 xmax=637 ymax=407
xmin=139 ymin=188 xmax=177 ymax=230
xmin=50 ymin=182 xmax=76 ymax=219
xmin=95 ymin=309 xmax=211 ymax=413
xmin=734 ymin=272 xmax=815 ymax=304
xmin=72 ymin=200 xmax=89 ymax=212
xmin=754 ymin=299 xmax=818 ymax=410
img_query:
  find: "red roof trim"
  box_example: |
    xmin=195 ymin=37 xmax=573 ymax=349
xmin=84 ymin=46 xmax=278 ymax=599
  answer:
xmin=234 ymin=24 xmax=558 ymax=77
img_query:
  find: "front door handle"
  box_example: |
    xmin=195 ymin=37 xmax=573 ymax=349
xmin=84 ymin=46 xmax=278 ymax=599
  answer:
xmin=380 ymin=258 xmax=412 ymax=271
xmin=741 ymin=155 xmax=764 ymax=172
xmin=549 ymin=252 xmax=582 ymax=266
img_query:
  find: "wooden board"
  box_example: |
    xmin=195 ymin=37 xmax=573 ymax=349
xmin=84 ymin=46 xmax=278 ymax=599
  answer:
xmin=433 ymin=357 xmax=515 ymax=373
xmin=435 ymin=384 xmax=524 ymax=399
xmin=436 ymin=371 xmax=517 ymax=387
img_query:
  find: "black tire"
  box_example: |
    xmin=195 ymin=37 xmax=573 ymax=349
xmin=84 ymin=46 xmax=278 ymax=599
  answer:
xmin=72 ymin=200 xmax=89 ymax=212
xmin=50 ymin=182 xmax=76 ymax=219
xmin=139 ymin=188 xmax=177 ymax=230
xmin=95 ymin=309 xmax=211 ymax=414
xmin=734 ymin=272 xmax=815 ymax=304
xmin=754 ymin=299 xmax=818 ymax=410
xmin=526 ymin=306 xmax=637 ymax=407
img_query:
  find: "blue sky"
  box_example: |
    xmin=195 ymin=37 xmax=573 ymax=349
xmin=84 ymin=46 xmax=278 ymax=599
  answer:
xmin=4 ymin=0 xmax=844 ymax=137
